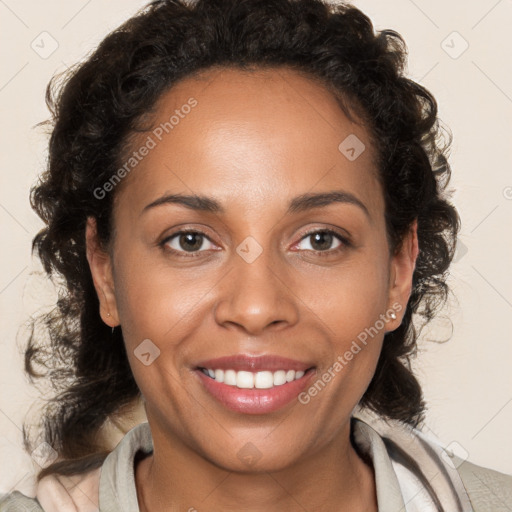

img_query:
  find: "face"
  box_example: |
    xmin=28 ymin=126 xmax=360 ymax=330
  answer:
xmin=87 ymin=66 xmax=417 ymax=473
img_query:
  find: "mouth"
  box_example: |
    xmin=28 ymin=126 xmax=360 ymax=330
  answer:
xmin=193 ymin=355 xmax=316 ymax=414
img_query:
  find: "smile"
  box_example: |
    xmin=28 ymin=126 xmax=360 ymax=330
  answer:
xmin=199 ymin=368 xmax=307 ymax=389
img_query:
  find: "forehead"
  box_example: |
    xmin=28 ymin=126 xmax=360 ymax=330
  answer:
xmin=114 ymin=66 xmax=382 ymax=219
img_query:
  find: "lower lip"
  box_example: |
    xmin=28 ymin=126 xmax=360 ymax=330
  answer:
xmin=195 ymin=369 xmax=315 ymax=414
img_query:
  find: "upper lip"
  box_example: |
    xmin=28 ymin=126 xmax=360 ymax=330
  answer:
xmin=195 ymin=354 xmax=315 ymax=372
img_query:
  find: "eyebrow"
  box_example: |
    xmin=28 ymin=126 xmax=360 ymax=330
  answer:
xmin=141 ymin=190 xmax=370 ymax=218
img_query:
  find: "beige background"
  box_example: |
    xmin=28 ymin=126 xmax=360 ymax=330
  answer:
xmin=1 ymin=0 xmax=511 ymax=496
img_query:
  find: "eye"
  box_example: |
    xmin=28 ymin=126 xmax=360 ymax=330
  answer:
xmin=160 ymin=230 xmax=216 ymax=256
xmin=160 ymin=227 xmax=350 ymax=258
xmin=294 ymin=229 xmax=349 ymax=255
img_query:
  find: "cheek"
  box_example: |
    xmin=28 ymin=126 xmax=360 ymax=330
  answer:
xmin=112 ymin=248 xmax=215 ymax=351
xmin=312 ymin=254 xmax=390 ymax=330
xmin=111 ymin=254 xmax=200 ymax=409
xmin=297 ymin=276 xmax=388 ymax=430
xmin=306 ymin=250 xmax=390 ymax=387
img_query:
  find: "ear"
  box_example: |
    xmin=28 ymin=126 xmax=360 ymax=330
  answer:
xmin=85 ymin=216 xmax=119 ymax=327
xmin=386 ymin=219 xmax=419 ymax=330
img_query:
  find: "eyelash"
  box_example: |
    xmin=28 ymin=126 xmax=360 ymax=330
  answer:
xmin=159 ymin=228 xmax=351 ymax=258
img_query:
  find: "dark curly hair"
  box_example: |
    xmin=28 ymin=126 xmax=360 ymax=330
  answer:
xmin=24 ymin=0 xmax=459 ymax=480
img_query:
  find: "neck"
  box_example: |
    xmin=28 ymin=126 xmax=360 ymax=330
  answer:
xmin=135 ymin=423 xmax=377 ymax=512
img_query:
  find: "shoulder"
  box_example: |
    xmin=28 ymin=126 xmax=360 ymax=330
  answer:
xmin=352 ymin=410 xmax=512 ymax=511
xmin=0 ymin=491 xmax=43 ymax=511
xmin=455 ymin=458 xmax=512 ymax=511
xmin=0 ymin=466 xmax=101 ymax=512
xmin=36 ymin=467 xmax=101 ymax=512
xmin=0 ymin=423 xmax=151 ymax=512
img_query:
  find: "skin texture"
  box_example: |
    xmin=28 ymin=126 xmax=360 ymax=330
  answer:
xmin=86 ymin=67 xmax=418 ymax=512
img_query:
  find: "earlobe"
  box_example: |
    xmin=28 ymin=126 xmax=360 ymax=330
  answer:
xmin=386 ymin=220 xmax=419 ymax=330
xmin=85 ymin=217 xmax=119 ymax=327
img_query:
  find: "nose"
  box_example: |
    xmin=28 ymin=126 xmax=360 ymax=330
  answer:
xmin=213 ymin=249 xmax=300 ymax=336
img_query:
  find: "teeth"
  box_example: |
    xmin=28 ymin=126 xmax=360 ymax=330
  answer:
xmin=273 ymin=370 xmax=287 ymax=386
xmin=254 ymin=371 xmax=273 ymax=389
xmin=224 ymin=369 xmax=237 ymax=386
xmin=201 ymin=368 xmax=308 ymax=388
xmin=237 ymin=371 xmax=254 ymax=389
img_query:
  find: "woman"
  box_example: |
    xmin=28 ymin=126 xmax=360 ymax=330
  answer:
xmin=1 ymin=0 xmax=510 ymax=510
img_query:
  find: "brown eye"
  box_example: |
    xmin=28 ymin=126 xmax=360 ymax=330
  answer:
xmin=161 ymin=230 xmax=215 ymax=255
xmin=295 ymin=229 xmax=349 ymax=254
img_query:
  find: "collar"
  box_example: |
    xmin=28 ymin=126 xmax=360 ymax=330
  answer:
xmin=98 ymin=415 xmax=474 ymax=511
xmin=353 ymin=410 xmax=474 ymax=512
xmin=99 ymin=420 xmax=153 ymax=511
